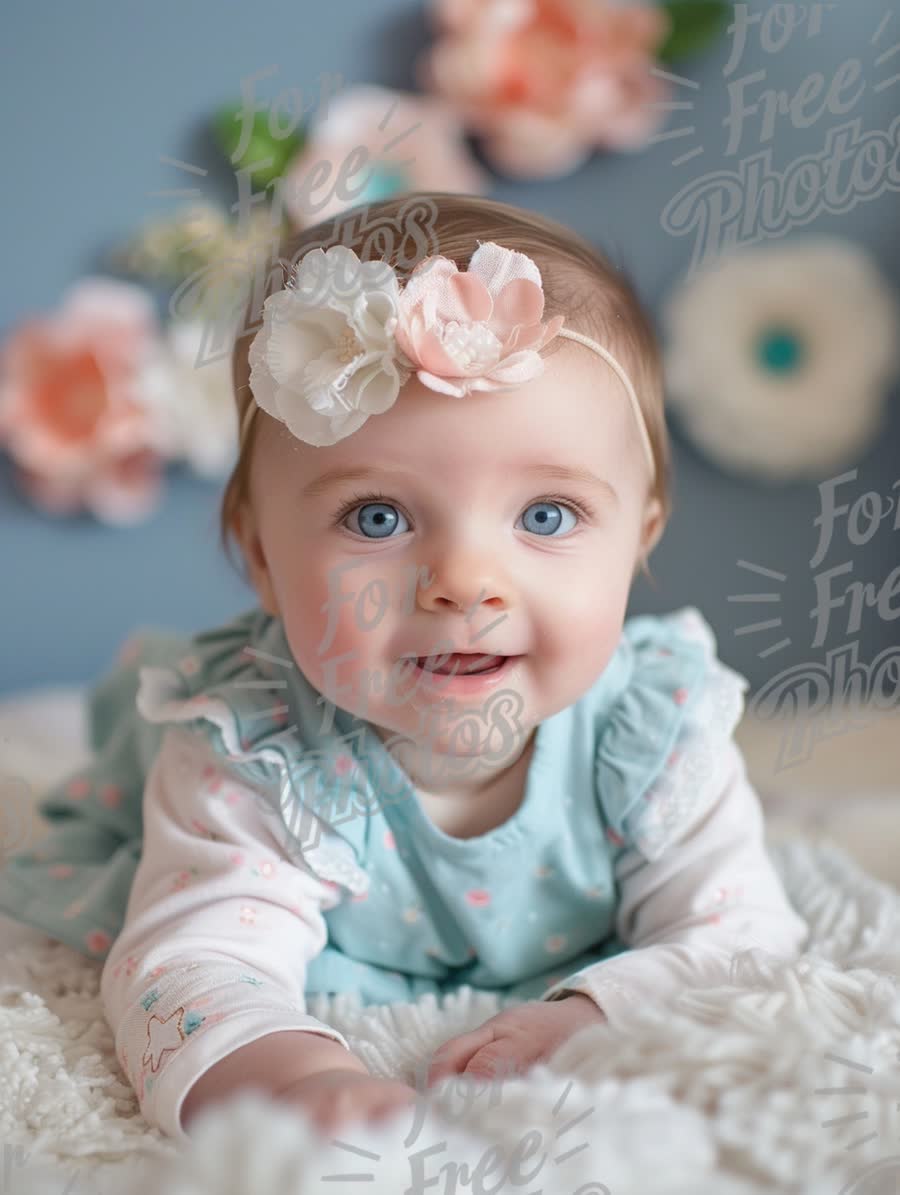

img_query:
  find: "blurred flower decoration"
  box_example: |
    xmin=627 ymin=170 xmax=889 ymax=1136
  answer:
xmin=137 ymin=320 xmax=238 ymax=480
xmin=280 ymin=85 xmax=489 ymax=228
xmin=416 ymin=0 xmax=731 ymax=180
xmin=0 ymin=279 xmax=166 ymax=524
xmin=0 ymin=276 xmax=240 ymax=524
xmin=661 ymin=237 xmax=900 ymax=482
xmin=110 ymin=201 xmax=279 ymax=286
xmin=212 ymin=103 xmax=305 ymax=191
xmin=0 ymin=1 xmax=732 ymax=525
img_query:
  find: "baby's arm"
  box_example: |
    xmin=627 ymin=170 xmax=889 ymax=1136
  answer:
xmin=543 ymin=738 xmax=810 ymax=1024
xmin=100 ymin=725 xmax=363 ymax=1141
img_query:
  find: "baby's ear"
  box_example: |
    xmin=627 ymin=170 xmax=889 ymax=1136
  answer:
xmin=639 ymin=496 xmax=665 ymax=559
xmin=232 ymin=502 xmax=280 ymax=618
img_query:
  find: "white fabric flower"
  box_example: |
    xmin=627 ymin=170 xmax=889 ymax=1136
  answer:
xmin=137 ymin=321 xmax=238 ymax=478
xmin=248 ymin=245 xmax=409 ymax=447
xmin=661 ymin=238 xmax=900 ymax=481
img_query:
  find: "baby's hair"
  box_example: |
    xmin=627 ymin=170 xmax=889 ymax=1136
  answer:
xmin=221 ymin=190 xmax=671 ymax=584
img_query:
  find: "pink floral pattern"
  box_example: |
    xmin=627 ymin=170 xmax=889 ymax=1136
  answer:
xmin=99 ymin=784 xmax=123 ymax=808
xmin=201 ymin=766 xmax=223 ymax=794
xmin=85 ymin=929 xmax=112 ymax=955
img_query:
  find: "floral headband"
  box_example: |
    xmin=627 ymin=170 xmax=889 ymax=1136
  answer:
xmin=242 ymin=240 xmax=656 ymax=481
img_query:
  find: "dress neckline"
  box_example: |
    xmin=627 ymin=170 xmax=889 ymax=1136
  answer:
xmin=346 ymin=708 xmax=560 ymax=856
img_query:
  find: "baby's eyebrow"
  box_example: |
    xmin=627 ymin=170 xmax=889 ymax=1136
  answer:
xmin=517 ymin=464 xmax=619 ymax=504
xmin=300 ymin=463 xmax=618 ymax=504
xmin=300 ymin=466 xmax=405 ymax=500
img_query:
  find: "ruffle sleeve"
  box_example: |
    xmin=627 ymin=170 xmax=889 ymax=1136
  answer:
xmin=595 ymin=606 xmax=750 ymax=863
xmin=135 ymin=610 xmax=372 ymax=898
xmin=0 ymin=626 xmax=189 ymax=957
xmin=0 ymin=609 xmax=373 ymax=960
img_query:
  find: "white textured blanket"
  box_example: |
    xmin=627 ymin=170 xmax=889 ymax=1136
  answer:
xmin=2 ymin=837 xmax=899 ymax=1195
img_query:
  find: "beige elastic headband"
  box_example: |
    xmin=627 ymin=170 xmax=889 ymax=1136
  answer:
xmin=239 ymin=329 xmax=654 ymax=479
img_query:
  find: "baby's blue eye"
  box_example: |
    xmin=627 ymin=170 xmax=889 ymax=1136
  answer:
xmin=346 ymin=502 xmax=410 ymax=539
xmin=518 ymin=501 xmax=577 ymax=536
xmin=342 ymin=499 xmax=580 ymax=538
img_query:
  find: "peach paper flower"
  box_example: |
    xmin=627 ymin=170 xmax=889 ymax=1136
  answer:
xmin=394 ymin=241 xmax=565 ymax=396
xmin=0 ymin=278 xmax=166 ymax=524
xmin=418 ymin=0 xmax=673 ymax=179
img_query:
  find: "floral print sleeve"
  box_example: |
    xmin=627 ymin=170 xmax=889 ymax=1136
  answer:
xmin=100 ymin=725 xmax=353 ymax=1143
xmin=542 ymin=738 xmax=811 ymax=1022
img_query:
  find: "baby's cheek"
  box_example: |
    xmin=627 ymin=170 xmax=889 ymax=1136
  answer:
xmin=563 ymin=584 xmax=621 ymax=643
xmin=286 ymin=592 xmax=377 ymax=695
xmin=548 ymin=591 xmax=624 ymax=688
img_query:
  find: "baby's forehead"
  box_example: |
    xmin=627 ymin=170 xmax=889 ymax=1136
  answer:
xmin=309 ymin=425 xmax=630 ymax=513
xmin=389 ymin=351 xmax=637 ymax=456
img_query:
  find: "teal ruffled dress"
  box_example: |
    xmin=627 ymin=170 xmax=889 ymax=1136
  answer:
xmin=0 ymin=605 xmax=748 ymax=1006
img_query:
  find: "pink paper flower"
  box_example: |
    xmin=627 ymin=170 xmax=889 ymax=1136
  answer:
xmin=394 ymin=241 xmax=565 ymax=396
xmin=281 ymin=84 xmax=489 ymax=229
xmin=418 ymin=0 xmax=672 ymax=179
xmin=0 ymin=278 xmax=166 ymax=524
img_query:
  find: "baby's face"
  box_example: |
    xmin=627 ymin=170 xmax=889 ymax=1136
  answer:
xmin=240 ymin=342 xmax=662 ymax=759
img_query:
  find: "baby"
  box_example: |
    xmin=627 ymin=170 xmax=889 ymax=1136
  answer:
xmin=0 ymin=191 xmax=809 ymax=1141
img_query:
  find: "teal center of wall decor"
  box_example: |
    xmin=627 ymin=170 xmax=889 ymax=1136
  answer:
xmin=755 ymin=325 xmax=806 ymax=375
xmin=359 ymin=162 xmax=410 ymax=203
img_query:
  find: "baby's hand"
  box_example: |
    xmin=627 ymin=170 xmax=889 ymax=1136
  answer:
xmin=279 ymin=1069 xmax=419 ymax=1135
xmin=425 ymin=993 xmax=607 ymax=1088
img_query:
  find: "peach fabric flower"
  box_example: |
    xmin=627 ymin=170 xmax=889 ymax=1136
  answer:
xmin=0 ymin=278 xmax=166 ymax=523
xmin=418 ymin=0 xmax=672 ymax=179
xmin=394 ymin=241 xmax=565 ymax=396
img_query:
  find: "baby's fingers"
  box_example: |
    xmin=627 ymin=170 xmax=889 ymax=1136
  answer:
xmin=426 ymin=1025 xmax=496 ymax=1087
xmin=459 ymin=1040 xmax=532 ymax=1083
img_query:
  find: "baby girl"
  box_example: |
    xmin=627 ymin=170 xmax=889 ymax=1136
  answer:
xmin=0 ymin=191 xmax=809 ymax=1141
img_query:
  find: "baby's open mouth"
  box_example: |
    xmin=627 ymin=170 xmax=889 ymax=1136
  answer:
xmin=414 ymin=653 xmax=507 ymax=676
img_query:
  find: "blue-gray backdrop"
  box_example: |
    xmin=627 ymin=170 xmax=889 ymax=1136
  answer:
xmin=2 ymin=0 xmax=898 ymax=700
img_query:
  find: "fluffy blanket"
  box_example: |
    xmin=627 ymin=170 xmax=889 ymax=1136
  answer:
xmin=2 ymin=836 xmax=899 ymax=1195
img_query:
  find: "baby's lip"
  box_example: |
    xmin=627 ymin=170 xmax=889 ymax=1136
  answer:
xmin=413 ymin=653 xmax=509 ymax=675
xmin=402 ymin=652 xmax=510 ymax=663
xmin=402 ymin=649 xmax=511 ymax=658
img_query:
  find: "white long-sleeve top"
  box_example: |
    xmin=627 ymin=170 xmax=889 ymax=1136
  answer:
xmin=101 ymin=722 xmax=809 ymax=1143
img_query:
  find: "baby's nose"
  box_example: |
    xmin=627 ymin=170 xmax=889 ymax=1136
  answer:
xmin=415 ymin=550 xmax=511 ymax=619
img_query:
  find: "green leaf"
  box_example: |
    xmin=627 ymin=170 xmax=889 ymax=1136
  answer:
xmin=657 ymin=0 xmax=732 ymax=64
xmin=212 ymin=103 xmax=305 ymax=188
